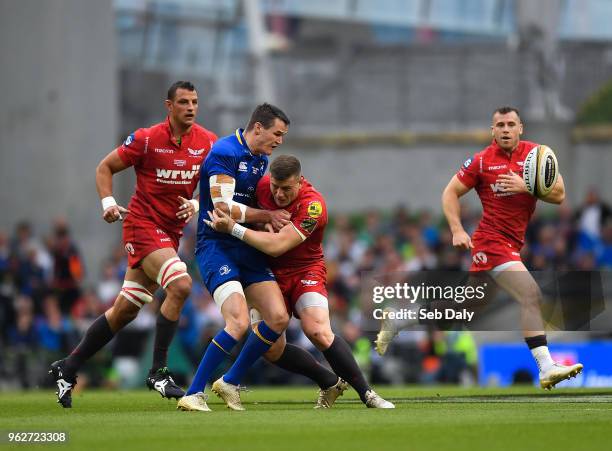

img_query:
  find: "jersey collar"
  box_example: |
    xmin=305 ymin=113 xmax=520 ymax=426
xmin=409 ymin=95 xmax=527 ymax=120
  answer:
xmin=492 ymin=139 xmax=520 ymax=160
xmin=166 ymin=116 xmax=193 ymax=148
xmin=235 ymin=128 xmax=254 ymax=155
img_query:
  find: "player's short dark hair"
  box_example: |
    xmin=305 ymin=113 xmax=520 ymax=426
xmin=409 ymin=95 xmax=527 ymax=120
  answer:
xmin=246 ymin=103 xmax=290 ymax=131
xmin=167 ymin=81 xmax=196 ymax=100
xmin=270 ymin=155 xmax=301 ymax=181
xmin=493 ymin=106 xmax=521 ymax=119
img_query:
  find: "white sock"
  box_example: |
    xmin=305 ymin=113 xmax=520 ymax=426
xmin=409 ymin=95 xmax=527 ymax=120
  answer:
xmin=531 ymin=345 xmax=554 ymax=373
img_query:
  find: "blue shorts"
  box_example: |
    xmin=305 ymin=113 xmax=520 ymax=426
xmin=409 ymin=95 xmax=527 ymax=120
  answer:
xmin=196 ymin=239 xmax=276 ymax=296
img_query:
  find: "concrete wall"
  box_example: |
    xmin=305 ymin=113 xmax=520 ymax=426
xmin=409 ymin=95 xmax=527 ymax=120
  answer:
xmin=0 ymin=0 xmax=118 ymax=279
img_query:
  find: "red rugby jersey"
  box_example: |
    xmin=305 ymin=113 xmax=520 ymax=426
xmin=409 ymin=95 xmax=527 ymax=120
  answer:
xmin=117 ymin=117 xmax=217 ymax=235
xmin=456 ymin=140 xmax=539 ymax=248
xmin=256 ymin=174 xmax=327 ymax=270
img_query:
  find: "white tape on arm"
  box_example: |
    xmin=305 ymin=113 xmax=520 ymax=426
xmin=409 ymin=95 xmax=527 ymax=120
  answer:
xmin=101 ymin=196 xmax=117 ymax=211
xmin=189 ymin=199 xmax=199 ymax=213
xmin=209 ymin=175 xmax=247 ymax=223
xmin=231 ymin=223 xmax=247 ymax=240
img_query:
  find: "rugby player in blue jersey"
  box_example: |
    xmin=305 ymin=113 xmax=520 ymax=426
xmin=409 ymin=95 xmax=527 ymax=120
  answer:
xmin=177 ymin=104 xmax=293 ymax=411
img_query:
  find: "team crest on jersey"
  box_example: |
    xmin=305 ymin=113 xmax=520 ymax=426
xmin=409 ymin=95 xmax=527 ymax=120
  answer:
xmin=219 ymin=265 xmax=231 ymax=276
xmin=463 ymin=157 xmax=472 ymax=169
xmin=188 ymin=147 xmax=206 ymax=156
xmin=473 ymin=252 xmax=487 ymax=265
xmin=124 ymin=133 xmax=135 ymax=147
xmin=125 ymin=242 xmax=135 ymax=255
xmin=307 ymin=201 xmax=323 ymax=218
xmin=300 ymin=218 xmax=317 ymax=233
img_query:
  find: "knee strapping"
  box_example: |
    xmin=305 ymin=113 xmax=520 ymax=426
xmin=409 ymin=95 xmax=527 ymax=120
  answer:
xmin=157 ymin=257 xmax=188 ymax=289
xmin=121 ymin=281 xmax=154 ymax=308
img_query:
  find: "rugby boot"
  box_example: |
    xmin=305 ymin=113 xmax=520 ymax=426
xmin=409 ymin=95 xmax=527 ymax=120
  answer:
xmin=375 ymin=308 xmax=399 ymax=356
xmin=314 ymin=378 xmax=349 ymax=409
xmin=365 ymin=390 xmax=395 ymax=409
xmin=211 ymin=377 xmax=245 ymax=411
xmin=540 ymin=362 xmax=583 ymax=390
xmin=146 ymin=367 xmax=185 ymax=399
xmin=177 ymin=392 xmax=211 ymax=412
xmin=49 ymin=360 xmax=77 ymax=408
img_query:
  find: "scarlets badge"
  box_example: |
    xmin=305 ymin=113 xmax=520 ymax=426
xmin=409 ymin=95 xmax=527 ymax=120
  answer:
xmin=307 ymin=201 xmax=323 ymax=218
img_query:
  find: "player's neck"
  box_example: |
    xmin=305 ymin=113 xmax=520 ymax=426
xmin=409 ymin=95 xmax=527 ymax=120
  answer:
xmin=242 ymin=130 xmax=258 ymax=154
xmin=168 ymin=117 xmax=192 ymax=142
xmin=498 ymin=142 xmax=519 ymax=157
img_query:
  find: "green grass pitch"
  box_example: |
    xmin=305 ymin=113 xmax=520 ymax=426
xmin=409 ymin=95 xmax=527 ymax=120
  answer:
xmin=1 ymin=386 xmax=611 ymax=451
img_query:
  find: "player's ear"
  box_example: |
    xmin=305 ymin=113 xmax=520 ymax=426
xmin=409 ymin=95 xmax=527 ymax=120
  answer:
xmin=519 ymin=122 xmax=523 ymax=135
xmin=164 ymin=99 xmax=172 ymax=111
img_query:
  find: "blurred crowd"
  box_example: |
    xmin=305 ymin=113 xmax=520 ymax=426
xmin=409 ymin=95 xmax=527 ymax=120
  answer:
xmin=1 ymin=189 xmax=611 ymax=390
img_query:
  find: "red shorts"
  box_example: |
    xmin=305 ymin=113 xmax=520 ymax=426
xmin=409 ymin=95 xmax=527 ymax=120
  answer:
xmin=273 ymin=263 xmax=327 ymax=318
xmin=122 ymin=216 xmax=180 ymax=268
xmin=470 ymin=237 xmax=522 ymax=272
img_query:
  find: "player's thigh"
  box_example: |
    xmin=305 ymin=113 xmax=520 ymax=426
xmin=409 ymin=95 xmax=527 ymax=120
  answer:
xmin=245 ymin=281 xmax=288 ymax=324
xmin=195 ymin=241 xmax=243 ymax=297
xmin=492 ymin=261 xmax=541 ymax=304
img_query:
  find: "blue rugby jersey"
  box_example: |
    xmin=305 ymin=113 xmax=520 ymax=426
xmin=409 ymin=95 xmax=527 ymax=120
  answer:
xmin=196 ymin=128 xmax=268 ymax=249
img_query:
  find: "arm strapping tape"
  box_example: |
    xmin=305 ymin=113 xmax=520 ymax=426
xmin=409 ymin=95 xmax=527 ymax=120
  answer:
xmin=209 ymin=175 xmax=247 ymax=223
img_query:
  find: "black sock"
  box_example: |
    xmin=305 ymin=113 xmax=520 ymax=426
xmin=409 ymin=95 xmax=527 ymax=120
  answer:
xmin=151 ymin=312 xmax=179 ymax=372
xmin=273 ymin=344 xmax=339 ymax=389
xmin=323 ymin=336 xmax=370 ymax=402
xmin=525 ymin=334 xmax=547 ymax=349
xmin=65 ymin=314 xmax=114 ymax=373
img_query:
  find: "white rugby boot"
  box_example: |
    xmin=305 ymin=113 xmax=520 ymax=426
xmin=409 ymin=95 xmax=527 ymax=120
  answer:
xmin=365 ymin=390 xmax=395 ymax=409
xmin=177 ymin=392 xmax=211 ymax=412
xmin=540 ymin=362 xmax=583 ymax=390
xmin=375 ymin=308 xmax=399 ymax=356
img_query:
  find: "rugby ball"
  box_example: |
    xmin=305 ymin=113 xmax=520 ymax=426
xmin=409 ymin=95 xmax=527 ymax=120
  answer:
xmin=523 ymin=145 xmax=559 ymax=198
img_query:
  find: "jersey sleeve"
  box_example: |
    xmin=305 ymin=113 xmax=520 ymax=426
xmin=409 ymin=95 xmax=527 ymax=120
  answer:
xmin=205 ymin=145 xmax=237 ymax=178
xmin=117 ymin=129 xmax=147 ymax=166
xmin=255 ymin=176 xmax=269 ymax=208
xmin=456 ymin=154 xmax=480 ymax=188
xmin=292 ymin=196 xmax=326 ymax=238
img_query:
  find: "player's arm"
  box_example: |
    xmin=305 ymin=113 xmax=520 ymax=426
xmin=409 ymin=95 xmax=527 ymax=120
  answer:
xmin=209 ymin=174 xmax=290 ymax=230
xmin=206 ymin=208 xmax=304 ymax=257
xmin=497 ymin=170 xmax=566 ymax=204
xmin=96 ymin=149 xmax=131 ymax=223
xmin=442 ymin=175 xmax=474 ymax=250
xmin=539 ymin=174 xmax=565 ymax=205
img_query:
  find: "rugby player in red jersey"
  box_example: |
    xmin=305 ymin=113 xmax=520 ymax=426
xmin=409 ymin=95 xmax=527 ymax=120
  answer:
xmin=206 ymin=155 xmax=394 ymax=408
xmin=441 ymin=106 xmax=582 ymax=389
xmin=50 ymin=81 xmax=217 ymax=407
